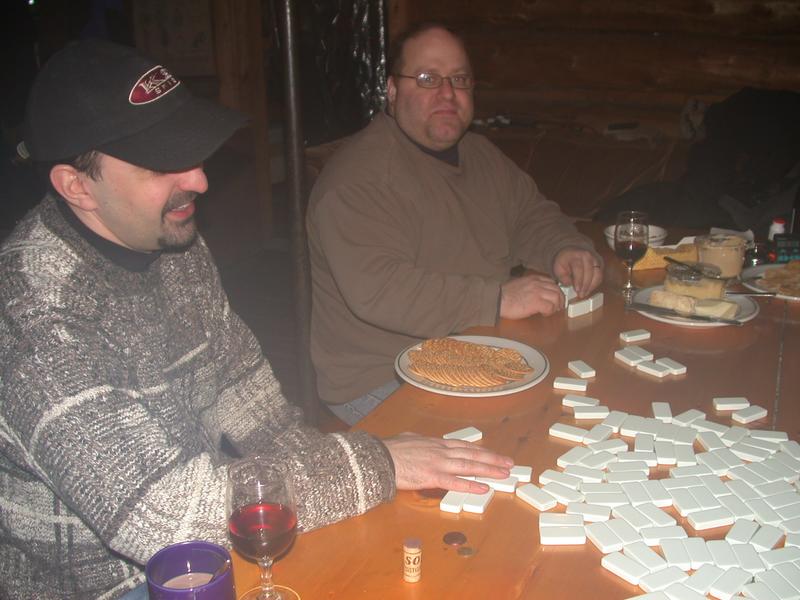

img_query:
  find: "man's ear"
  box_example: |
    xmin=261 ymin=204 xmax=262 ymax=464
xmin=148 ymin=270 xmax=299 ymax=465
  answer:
xmin=50 ymin=165 xmax=97 ymax=211
xmin=386 ymin=76 xmax=397 ymax=115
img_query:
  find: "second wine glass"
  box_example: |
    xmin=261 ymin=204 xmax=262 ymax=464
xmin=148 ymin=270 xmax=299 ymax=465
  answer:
xmin=227 ymin=458 xmax=300 ymax=600
xmin=614 ymin=210 xmax=649 ymax=302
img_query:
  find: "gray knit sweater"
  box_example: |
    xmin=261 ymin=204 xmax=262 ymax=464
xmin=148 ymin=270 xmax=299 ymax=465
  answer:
xmin=0 ymin=196 xmax=396 ymax=599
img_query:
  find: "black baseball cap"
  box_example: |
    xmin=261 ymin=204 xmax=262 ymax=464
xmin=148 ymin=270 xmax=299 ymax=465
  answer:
xmin=23 ymin=39 xmax=247 ymax=171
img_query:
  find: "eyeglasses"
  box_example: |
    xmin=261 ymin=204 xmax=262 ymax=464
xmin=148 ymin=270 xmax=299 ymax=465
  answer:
xmin=395 ymin=72 xmax=474 ymax=90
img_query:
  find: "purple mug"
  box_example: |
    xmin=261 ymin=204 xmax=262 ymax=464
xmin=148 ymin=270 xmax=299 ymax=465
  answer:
xmin=146 ymin=540 xmax=236 ymax=600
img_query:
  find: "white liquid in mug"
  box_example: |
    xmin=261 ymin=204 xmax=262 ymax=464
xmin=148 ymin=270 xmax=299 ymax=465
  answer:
xmin=162 ymin=572 xmax=214 ymax=589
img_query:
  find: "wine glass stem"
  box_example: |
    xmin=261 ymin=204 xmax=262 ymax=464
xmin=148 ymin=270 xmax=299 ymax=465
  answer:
xmin=625 ymin=263 xmax=633 ymax=289
xmin=258 ymin=557 xmax=280 ymax=600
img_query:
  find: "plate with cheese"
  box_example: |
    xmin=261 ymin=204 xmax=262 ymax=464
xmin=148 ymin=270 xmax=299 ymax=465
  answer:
xmin=631 ymin=286 xmax=759 ymax=327
xmin=742 ymin=262 xmax=800 ymax=301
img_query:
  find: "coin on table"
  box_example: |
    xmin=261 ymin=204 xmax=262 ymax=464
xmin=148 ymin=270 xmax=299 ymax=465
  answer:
xmin=457 ymin=546 xmax=476 ymax=557
xmin=443 ymin=531 xmax=467 ymax=546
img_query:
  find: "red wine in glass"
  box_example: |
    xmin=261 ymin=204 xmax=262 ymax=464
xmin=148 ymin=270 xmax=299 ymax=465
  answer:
xmin=228 ymin=502 xmax=297 ymax=562
xmin=615 ymin=239 xmax=647 ymax=265
xmin=227 ymin=459 xmax=300 ymax=600
xmin=613 ymin=210 xmax=649 ymax=301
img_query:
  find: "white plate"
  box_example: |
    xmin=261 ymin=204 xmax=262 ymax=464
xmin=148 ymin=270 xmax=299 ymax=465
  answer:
xmin=742 ymin=264 xmax=800 ymax=301
xmin=632 ymin=286 xmax=759 ymax=328
xmin=394 ymin=335 xmax=550 ymax=397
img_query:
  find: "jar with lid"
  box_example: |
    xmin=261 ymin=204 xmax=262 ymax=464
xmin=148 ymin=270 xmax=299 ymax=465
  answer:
xmin=695 ymin=234 xmax=746 ymax=278
xmin=664 ymin=261 xmax=726 ymax=299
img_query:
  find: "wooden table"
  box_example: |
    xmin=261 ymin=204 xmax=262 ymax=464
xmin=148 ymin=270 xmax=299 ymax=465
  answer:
xmin=234 ymin=226 xmax=800 ymax=599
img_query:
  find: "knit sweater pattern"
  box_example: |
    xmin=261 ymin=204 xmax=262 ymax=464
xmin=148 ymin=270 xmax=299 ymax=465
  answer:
xmin=0 ymin=196 xmax=395 ymax=599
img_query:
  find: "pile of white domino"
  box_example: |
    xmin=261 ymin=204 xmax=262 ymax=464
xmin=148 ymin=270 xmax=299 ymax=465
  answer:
xmin=437 ymin=329 xmax=800 ymax=600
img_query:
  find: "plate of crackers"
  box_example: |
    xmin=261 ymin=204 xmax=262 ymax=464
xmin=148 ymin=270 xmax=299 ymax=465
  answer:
xmin=742 ymin=261 xmax=800 ymax=301
xmin=395 ymin=335 xmax=549 ymax=397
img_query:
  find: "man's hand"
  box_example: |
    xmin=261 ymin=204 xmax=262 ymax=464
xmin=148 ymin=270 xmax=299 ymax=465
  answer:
xmin=553 ymin=247 xmax=603 ymax=298
xmin=499 ymin=273 xmax=564 ymax=319
xmin=383 ymin=433 xmax=514 ymax=494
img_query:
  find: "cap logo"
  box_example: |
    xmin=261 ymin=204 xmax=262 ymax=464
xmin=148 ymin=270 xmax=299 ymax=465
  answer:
xmin=129 ymin=66 xmax=180 ymax=105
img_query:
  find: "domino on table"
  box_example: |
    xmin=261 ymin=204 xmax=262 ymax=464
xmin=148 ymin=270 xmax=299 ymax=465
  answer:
xmin=606 ymin=518 xmax=642 ymax=545
xmin=721 ymin=426 xmax=750 ymax=447
xmin=567 ymin=502 xmax=611 ymax=522
xmin=583 ymin=424 xmax=614 ymax=445
xmin=539 ymin=513 xmax=583 ymax=528
xmin=440 ymin=490 xmax=468 ymax=513
xmin=683 ymin=537 xmax=713 ymax=570
xmin=557 ymin=446 xmax=593 ymax=467
xmin=652 ymin=402 xmax=672 ymax=423
xmin=638 ymin=502 xmax=677 ymax=527
xmin=708 ymin=567 xmax=752 ymax=600
xmin=564 ymin=465 xmax=605 ymax=483
xmin=580 ymin=451 xmax=618 ymax=470
xmin=516 ymin=483 xmax=557 ymax=511
xmin=462 ymin=488 xmax=494 ymax=514
xmin=613 ymin=505 xmax=652 ymax=532
xmin=443 ymin=426 xmax=482 ymax=442
xmin=624 ymin=540 xmax=668 ymax=573
xmin=706 ymin=540 xmax=738 ymax=569
xmin=637 ymin=360 xmax=672 ymax=378
xmin=725 ymin=519 xmax=760 ymax=545
xmin=541 ymin=482 xmax=584 ymax=505
xmin=601 ymin=552 xmax=650 ymax=585
xmin=750 ymin=430 xmax=789 ymax=443
xmin=549 ymin=423 xmax=589 ymax=442
xmin=742 ymin=582 xmax=783 ymax=600
xmin=780 ymin=439 xmax=800 ymax=459
xmin=672 ymin=409 xmax=705 ymax=427
xmin=755 ymin=569 xmax=800 ymax=600
xmin=559 ymin=284 xmax=577 ymax=307
xmin=627 ymin=345 xmax=654 ymax=362
xmin=562 ymin=393 xmax=601 ymax=407
xmin=475 ymin=475 xmax=518 ymax=493
xmin=553 ymin=377 xmax=588 ymax=392
xmin=713 ymin=397 xmax=750 ymax=411
xmin=684 ymin=564 xmax=725 ymax=595
xmin=510 ymin=465 xmax=533 ymax=483
xmin=568 ymin=360 xmax=596 ymax=379
xmin=732 ymin=405 xmax=768 ymax=424
xmin=749 ymin=524 xmax=783 ymax=551
xmin=584 ymin=492 xmax=630 ymax=508
xmin=639 ymin=567 xmax=689 ymax=593
xmin=539 ymin=525 xmax=586 ymax=545
xmin=687 ymin=507 xmax=734 ymax=530
xmin=641 ymin=525 xmax=687 ymax=546
xmin=662 ymin=583 xmax=705 ymax=600
xmin=573 ymin=405 xmax=610 ymax=420
xmin=655 ymin=357 xmax=687 ymax=376
xmin=615 ymin=347 xmax=648 ymax=366
xmin=539 ymin=469 xmax=583 ymax=490
xmin=661 ymin=537 xmax=691 ymax=571
xmin=585 ymin=521 xmax=623 ymax=553
xmin=608 ymin=460 xmax=649 ymax=473
xmin=733 ymin=543 xmax=767 ymax=574
xmin=697 ymin=431 xmax=725 ymax=452
xmin=602 ymin=411 xmax=629 ymax=433
xmin=620 ymin=329 xmax=651 ymax=343
xmin=589 ymin=438 xmax=629 ymax=454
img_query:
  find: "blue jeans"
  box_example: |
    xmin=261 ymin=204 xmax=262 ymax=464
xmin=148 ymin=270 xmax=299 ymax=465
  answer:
xmin=118 ymin=582 xmax=148 ymax=600
xmin=328 ymin=379 xmax=401 ymax=425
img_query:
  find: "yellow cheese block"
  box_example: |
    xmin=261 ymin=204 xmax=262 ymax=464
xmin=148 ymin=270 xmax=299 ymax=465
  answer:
xmin=633 ymin=244 xmax=698 ymax=271
xmin=694 ymin=299 xmax=738 ymax=319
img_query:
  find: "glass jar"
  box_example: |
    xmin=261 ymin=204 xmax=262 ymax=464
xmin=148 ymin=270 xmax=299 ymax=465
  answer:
xmin=664 ymin=261 xmax=726 ymax=299
xmin=695 ymin=234 xmax=746 ymax=278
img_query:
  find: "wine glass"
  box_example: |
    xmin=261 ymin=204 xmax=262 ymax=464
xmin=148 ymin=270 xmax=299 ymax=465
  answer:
xmin=227 ymin=458 xmax=300 ymax=600
xmin=614 ymin=210 xmax=649 ymax=302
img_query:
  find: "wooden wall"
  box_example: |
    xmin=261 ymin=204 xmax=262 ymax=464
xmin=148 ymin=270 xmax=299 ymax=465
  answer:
xmin=388 ymin=0 xmax=800 ymax=136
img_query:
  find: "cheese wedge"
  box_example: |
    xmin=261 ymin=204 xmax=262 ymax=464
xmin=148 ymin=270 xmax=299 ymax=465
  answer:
xmin=634 ymin=244 xmax=698 ymax=271
xmin=693 ymin=299 xmax=738 ymax=319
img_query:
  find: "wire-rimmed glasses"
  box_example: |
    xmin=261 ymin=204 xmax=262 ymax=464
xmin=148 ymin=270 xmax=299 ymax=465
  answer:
xmin=394 ymin=72 xmax=474 ymax=89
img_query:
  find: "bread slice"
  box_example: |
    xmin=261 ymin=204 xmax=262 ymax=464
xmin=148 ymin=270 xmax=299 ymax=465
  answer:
xmin=633 ymin=244 xmax=698 ymax=271
xmin=649 ymin=289 xmax=696 ymax=314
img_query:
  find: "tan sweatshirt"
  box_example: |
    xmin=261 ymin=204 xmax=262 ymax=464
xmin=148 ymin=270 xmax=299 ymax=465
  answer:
xmin=307 ymin=113 xmax=596 ymax=404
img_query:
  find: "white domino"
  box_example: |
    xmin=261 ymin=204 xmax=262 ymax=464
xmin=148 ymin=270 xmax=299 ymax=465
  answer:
xmin=733 ymin=543 xmax=767 ymax=574
xmin=553 ymin=377 xmax=588 ymax=392
xmin=439 ymin=490 xmax=468 ymax=513
xmin=562 ymin=394 xmax=600 ymax=407
xmin=564 ymin=465 xmax=605 ymax=483
xmin=637 ymin=360 xmax=672 ymax=378
xmin=539 ymin=525 xmax=586 ymax=545
xmin=749 ymin=524 xmax=783 ymax=551
xmin=652 ymin=402 xmax=673 ymax=423
xmin=725 ymin=519 xmax=760 ymax=545
xmin=684 ymin=564 xmax=725 ymax=595
xmin=601 ymin=411 xmax=628 ymax=433
xmin=568 ymin=360 xmax=596 ymax=379
xmin=732 ymin=405 xmax=768 ymax=424
xmin=638 ymin=502 xmax=676 ymax=527
xmin=742 ymin=581 xmax=783 ymax=600
xmin=642 ymin=479 xmax=673 ymax=508
xmin=549 ymin=423 xmax=589 ymax=442
xmin=620 ymin=328 xmax=651 ymax=343
xmin=615 ymin=347 xmax=647 ymax=366
xmin=585 ymin=521 xmax=623 ymax=553
xmin=672 ymin=409 xmax=705 ymax=427
xmin=475 ymin=475 xmax=518 ymax=493
xmin=559 ymin=284 xmax=577 ymax=307
xmin=697 ymin=431 xmax=726 ymax=452
xmin=582 ymin=424 xmax=614 ymax=445
xmin=722 ymin=426 xmax=750 ymax=447
xmin=639 ymin=567 xmax=689 ymax=593
xmin=606 ymin=518 xmax=642 ymax=545
xmin=624 ymin=540 xmax=669 ymax=573
xmin=707 ymin=540 xmax=738 ymax=569
xmin=601 ymin=551 xmax=650 ymax=585
xmin=510 ymin=465 xmax=532 ymax=483
xmin=628 ymin=346 xmax=655 ymax=362
xmin=516 ymin=483 xmax=557 ymax=511
xmin=641 ymin=525 xmax=688 ymax=546
xmin=636 ymin=433 xmax=656 ymax=453
xmin=708 ymin=566 xmax=752 ymax=600
xmin=750 ymin=430 xmax=789 ymax=443
xmin=713 ymin=397 xmax=750 ymax=411
xmin=541 ymin=482 xmax=584 ymax=505
xmin=539 ymin=513 xmax=583 ymax=527
xmin=442 ymin=426 xmax=482 ymax=442
xmin=661 ymin=537 xmax=691 ymax=571
xmin=683 ymin=537 xmax=712 ymax=569
xmin=584 ymin=492 xmax=630 ymax=508
xmin=573 ymin=405 xmax=610 ymax=420
xmin=566 ymin=502 xmax=611 ymax=523
xmin=557 ymin=446 xmax=593 ymax=467
xmin=655 ymin=357 xmax=687 ymax=376
xmin=687 ymin=507 xmax=734 ymax=530
xmin=462 ymin=488 xmax=494 ymax=514
xmin=588 ymin=438 xmax=628 ymax=454
xmin=567 ymin=297 xmax=593 ymax=318
xmin=662 ymin=583 xmax=702 ymax=600
xmin=539 ymin=469 xmax=582 ymax=490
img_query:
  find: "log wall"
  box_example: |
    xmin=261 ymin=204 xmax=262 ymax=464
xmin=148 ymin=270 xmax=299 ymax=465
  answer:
xmin=388 ymin=0 xmax=800 ymax=135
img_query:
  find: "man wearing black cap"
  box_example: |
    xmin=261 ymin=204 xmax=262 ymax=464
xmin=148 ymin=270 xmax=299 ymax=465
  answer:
xmin=0 ymin=40 xmax=513 ymax=599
